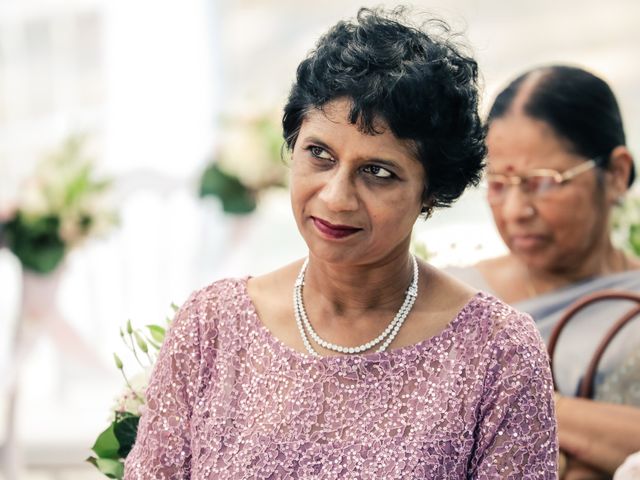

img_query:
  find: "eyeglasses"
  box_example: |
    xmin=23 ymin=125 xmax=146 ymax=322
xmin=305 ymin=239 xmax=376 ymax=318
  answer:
xmin=485 ymin=160 xmax=598 ymax=205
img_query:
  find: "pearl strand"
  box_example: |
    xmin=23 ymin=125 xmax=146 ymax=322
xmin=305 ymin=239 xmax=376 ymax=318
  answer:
xmin=293 ymin=287 xmax=320 ymax=357
xmin=293 ymin=255 xmax=419 ymax=356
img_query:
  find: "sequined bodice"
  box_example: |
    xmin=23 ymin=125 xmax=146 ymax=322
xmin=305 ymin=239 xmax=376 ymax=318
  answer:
xmin=125 ymin=278 xmax=557 ymax=479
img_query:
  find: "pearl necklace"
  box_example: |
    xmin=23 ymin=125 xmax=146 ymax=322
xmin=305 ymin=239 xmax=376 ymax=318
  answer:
xmin=293 ymin=256 xmax=419 ymax=357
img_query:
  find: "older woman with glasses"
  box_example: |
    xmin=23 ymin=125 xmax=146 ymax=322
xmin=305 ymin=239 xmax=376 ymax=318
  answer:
xmin=451 ymin=65 xmax=640 ymax=478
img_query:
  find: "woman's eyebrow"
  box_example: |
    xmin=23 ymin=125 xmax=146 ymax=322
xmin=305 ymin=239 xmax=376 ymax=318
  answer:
xmin=300 ymin=134 xmax=407 ymax=171
xmin=300 ymin=135 xmax=333 ymax=150
xmin=369 ymin=158 xmax=402 ymax=170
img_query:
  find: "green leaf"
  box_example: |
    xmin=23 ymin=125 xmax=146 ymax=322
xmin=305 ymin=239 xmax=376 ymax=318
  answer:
xmin=221 ymin=193 xmax=256 ymax=215
xmin=4 ymin=214 xmax=65 ymax=273
xmin=86 ymin=456 xmax=124 ymax=479
xmin=91 ymin=422 xmax=120 ymax=459
xmin=199 ymin=163 xmax=239 ymax=198
xmin=114 ymin=412 xmax=140 ymax=458
xmin=133 ymin=331 xmax=148 ymax=353
xmin=91 ymin=178 xmax=113 ymax=193
xmin=146 ymin=324 xmax=166 ymax=343
xmin=113 ymin=353 xmax=123 ymax=370
xmin=63 ymin=163 xmax=91 ymax=209
xmin=198 ymin=163 xmax=256 ymax=214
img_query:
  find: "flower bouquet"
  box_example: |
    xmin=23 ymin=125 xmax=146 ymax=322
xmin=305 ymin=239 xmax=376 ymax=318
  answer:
xmin=87 ymin=305 xmax=176 ymax=479
xmin=199 ymin=111 xmax=288 ymax=214
xmin=0 ymin=136 xmax=117 ymax=274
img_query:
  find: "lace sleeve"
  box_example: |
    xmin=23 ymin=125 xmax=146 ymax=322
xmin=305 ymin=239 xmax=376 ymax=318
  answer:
xmin=469 ymin=311 xmax=558 ymax=479
xmin=124 ymin=291 xmax=203 ymax=480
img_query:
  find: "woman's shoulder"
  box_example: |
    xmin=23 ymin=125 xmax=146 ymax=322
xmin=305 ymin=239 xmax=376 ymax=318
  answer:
xmin=191 ymin=277 xmax=249 ymax=305
xmin=443 ymin=264 xmax=492 ymax=292
xmin=247 ymin=260 xmax=301 ymax=294
xmin=469 ymin=296 xmax=551 ymax=388
xmin=246 ymin=260 xmax=303 ymax=317
xmin=458 ymin=290 xmax=545 ymax=353
xmin=443 ymin=255 xmax=514 ymax=292
xmin=461 ymin=289 xmax=532 ymax=326
xmin=412 ymin=264 xmax=535 ymax=349
xmin=185 ymin=273 xmax=279 ymax=310
xmin=172 ymin=277 xmax=252 ymax=330
xmin=164 ymin=277 xmax=259 ymax=353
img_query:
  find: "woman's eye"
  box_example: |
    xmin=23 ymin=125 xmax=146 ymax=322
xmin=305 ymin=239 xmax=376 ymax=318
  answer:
xmin=309 ymin=145 xmax=332 ymax=160
xmin=363 ymin=165 xmax=393 ymax=179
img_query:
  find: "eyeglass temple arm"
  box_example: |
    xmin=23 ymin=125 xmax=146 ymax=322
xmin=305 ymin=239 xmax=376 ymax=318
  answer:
xmin=559 ymin=159 xmax=597 ymax=182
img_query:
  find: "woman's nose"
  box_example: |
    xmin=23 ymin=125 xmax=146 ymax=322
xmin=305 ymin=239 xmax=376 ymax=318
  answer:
xmin=500 ymin=185 xmax=536 ymax=221
xmin=318 ymin=171 xmax=359 ymax=212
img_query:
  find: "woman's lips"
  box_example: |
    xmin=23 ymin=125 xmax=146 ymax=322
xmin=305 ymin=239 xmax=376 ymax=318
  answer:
xmin=311 ymin=217 xmax=362 ymax=239
xmin=511 ymin=234 xmax=547 ymax=251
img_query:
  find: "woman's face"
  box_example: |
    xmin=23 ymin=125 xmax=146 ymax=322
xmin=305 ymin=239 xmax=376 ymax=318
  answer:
xmin=486 ymin=113 xmax=611 ymax=273
xmin=290 ymin=98 xmax=425 ymax=266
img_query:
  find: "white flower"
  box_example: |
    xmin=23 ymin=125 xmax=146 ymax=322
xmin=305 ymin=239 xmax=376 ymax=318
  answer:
xmin=217 ymin=113 xmax=288 ymax=191
xmin=112 ymin=369 xmax=151 ymax=417
xmin=0 ymin=201 xmax=17 ymax=222
xmin=15 ymin=136 xmax=117 ymax=251
xmin=18 ymin=177 xmax=51 ymax=217
xmin=58 ymin=211 xmax=85 ymax=245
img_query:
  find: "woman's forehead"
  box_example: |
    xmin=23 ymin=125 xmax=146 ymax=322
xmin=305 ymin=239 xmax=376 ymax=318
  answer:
xmin=305 ymin=99 xmax=389 ymax=132
xmin=300 ymin=101 xmax=418 ymax=159
xmin=487 ymin=115 xmax=580 ymax=170
xmin=488 ymin=114 xmax=559 ymax=148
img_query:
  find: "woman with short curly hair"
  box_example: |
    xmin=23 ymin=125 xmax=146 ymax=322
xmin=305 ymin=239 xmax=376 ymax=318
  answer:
xmin=125 ymin=8 xmax=557 ymax=478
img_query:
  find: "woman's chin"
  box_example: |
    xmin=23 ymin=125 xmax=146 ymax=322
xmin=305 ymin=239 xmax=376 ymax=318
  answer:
xmin=302 ymin=238 xmax=351 ymax=262
xmin=513 ymin=250 xmax=555 ymax=272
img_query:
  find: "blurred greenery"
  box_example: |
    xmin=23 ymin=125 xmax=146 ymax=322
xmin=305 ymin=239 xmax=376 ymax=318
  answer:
xmin=411 ymin=236 xmax=432 ymax=262
xmin=0 ymin=136 xmax=116 ymax=274
xmin=630 ymin=224 xmax=640 ymax=256
xmin=199 ymin=112 xmax=287 ymax=215
xmin=199 ymin=163 xmax=257 ymax=214
xmin=612 ymin=192 xmax=640 ymax=258
xmin=86 ymin=411 xmax=139 ymax=479
xmin=89 ymin=310 xmax=174 ymax=479
xmin=3 ymin=214 xmax=66 ymax=273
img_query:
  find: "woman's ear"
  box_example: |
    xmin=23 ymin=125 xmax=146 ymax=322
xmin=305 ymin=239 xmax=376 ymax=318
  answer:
xmin=420 ymin=195 xmax=436 ymax=219
xmin=605 ymin=146 xmax=634 ymax=203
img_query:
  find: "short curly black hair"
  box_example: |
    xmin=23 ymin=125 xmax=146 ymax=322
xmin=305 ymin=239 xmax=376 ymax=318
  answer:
xmin=282 ymin=7 xmax=486 ymax=211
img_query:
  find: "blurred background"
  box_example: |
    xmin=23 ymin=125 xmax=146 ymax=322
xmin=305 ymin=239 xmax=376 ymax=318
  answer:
xmin=0 ymin=0 xmax=638 ymax=478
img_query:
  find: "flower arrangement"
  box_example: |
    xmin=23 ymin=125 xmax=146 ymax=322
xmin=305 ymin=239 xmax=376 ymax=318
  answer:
xmin=0 ymin=136 xmax=117 ymax=274
xmin=87 ymin=305 xmax=176 ymax=479
xmin=199 ymin=111 xmax=288 ymax=214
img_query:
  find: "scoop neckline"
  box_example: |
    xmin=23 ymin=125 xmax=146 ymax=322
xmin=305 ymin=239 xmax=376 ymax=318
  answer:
xmin=239 ymin=277 xmax=486 ymax=363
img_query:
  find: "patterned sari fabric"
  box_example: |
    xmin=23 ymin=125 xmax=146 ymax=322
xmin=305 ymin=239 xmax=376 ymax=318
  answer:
xmin=125 ymin=279 xmax=557 ymax=479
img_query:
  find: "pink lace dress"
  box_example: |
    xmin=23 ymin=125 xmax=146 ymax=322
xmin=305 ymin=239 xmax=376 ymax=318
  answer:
xmin=125 ymin=278 xmax=558 ymax=479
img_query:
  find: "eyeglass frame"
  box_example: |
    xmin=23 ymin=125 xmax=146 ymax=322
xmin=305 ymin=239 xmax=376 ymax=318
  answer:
xmin=484 ymin=159 xmax=601 ymax=205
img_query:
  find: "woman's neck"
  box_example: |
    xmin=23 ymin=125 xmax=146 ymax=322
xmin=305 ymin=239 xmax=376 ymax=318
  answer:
xmin=524 ymin=243 xmax=630 ymax=297
xmin=304 ymin=250 xmax=415 ymax=319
